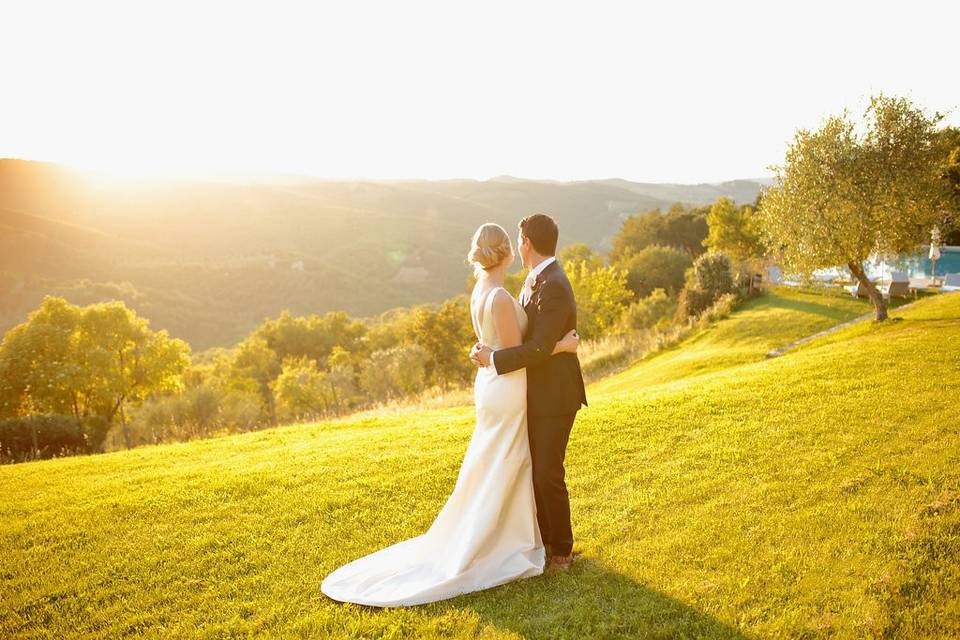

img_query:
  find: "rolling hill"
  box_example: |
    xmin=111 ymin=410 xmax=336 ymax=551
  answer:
xmin=0 ymin=159 xmax=767 ymax=350
xmin=2 ymin=289 xmax=958 ymax=638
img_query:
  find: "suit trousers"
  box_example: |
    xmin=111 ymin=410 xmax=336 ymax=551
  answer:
xmin=527 ymin=411 xmax=577 ymax=556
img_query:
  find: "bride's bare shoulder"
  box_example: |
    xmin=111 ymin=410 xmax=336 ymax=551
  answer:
xmin=490 ymin=287 xmax=515 ymax=307
xmin=491 ymin=289 xmax=524 ymax=323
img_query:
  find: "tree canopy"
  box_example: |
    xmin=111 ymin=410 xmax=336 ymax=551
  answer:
xmin=758 ymin=95 xmax=953 ymax=320
xmin=611 ymin=203 xmax=709 ymax=262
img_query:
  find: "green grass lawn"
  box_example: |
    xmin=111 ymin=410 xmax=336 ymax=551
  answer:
xmin=591 ymin=287 xmax=873 ymax=398
xmin=2 ymin=290 xmax=959 ymax=638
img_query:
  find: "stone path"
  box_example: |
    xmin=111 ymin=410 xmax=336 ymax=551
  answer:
xmin=766 ymin=297 xmax=927 ymax=358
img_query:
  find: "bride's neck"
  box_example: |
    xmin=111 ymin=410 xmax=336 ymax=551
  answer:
xmin=481 ymin=267 xmax=507 ymax=286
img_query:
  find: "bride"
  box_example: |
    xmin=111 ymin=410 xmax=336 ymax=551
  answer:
xmin=321 ymin=222 xmax=580 ymax=607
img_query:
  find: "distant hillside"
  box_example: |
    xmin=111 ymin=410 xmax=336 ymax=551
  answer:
xmin=584 ymin=177 xmax=773 ymax=206
xmin=0 ymin=159 xmax=768 ymax=350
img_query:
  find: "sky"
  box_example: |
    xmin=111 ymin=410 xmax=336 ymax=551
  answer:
xmin=1 ymin=0 xmax=957 ymax=184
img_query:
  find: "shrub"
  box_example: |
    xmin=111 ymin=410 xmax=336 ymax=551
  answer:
xmin=693 ymin=252 xmax=736 ymax=298
xmin=114 ymin=381 xmax=271 ymax=448
xmin=0 ymin=415 xmax=102 ymax=463
xmin=219 ymin=391 xmax=264 ymax=432
xmin=620 ymin=289 xmax=675 ymax=331
xmin=676 ymin=286 xmax=715 ymax=321
xmin=698 ymin=293 xmax=739 ymax=326
xmin=676 ymin=252 xmax=736 ymax=321
xmin=359 ymin=344 xmax=429 ymax=402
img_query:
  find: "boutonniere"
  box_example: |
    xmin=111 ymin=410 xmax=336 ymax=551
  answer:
xmin=531 ymin=275 xmax=545 ymax=294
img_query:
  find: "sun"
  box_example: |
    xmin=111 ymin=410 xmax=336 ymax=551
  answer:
xmin=57 ymin=154 xmax=268 ymax=187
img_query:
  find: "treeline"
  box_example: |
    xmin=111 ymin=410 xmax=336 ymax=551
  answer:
xmin=12 ymin=94 xmax=955 ymax=460
xmin=1 ymin=195 xmax=773 ymax=462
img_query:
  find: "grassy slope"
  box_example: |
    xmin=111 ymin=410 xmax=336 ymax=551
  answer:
xmin=2 ymin=290 xmax=959 ymax=639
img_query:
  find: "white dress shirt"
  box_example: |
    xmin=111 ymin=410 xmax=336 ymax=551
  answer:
xmin=489 ymin=256 xmax=556 ymax=370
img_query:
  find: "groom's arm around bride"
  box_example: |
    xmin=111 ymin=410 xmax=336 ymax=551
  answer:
xmin=470 ymin=213 xmax=587 ymax=415
xmin=490 ymin=265 xmax=587 ymax=415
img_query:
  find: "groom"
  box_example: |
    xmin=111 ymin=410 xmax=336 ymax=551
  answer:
xmin=470 ymin=213 xmax=588 ymax=571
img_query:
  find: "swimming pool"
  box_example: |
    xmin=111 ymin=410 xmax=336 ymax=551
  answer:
xmin=806 ymin=246 xmax=960 ymax=282
xmin=864 ymin=246 xmax=960 ymax=280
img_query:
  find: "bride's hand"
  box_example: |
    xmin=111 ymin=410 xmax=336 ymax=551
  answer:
xmin=553 ymin=329 xmax=580 ymax=354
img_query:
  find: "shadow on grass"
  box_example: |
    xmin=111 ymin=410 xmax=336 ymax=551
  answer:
xmin=430 ymin=557 xmax=748 ymax=639
xmin=748 ymin=294 xmax=865 ymax=322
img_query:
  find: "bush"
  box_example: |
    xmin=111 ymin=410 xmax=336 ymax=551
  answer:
xmin=698 ymin=293 xmax=739 ymax=326
xmin=693 ymin=252 xmax=735 ymax=298
xmin=127 ymin=397 xmax=179 ymax=446
xmin=620 ymin=289 xmax=675 ymax=331
xmin=220 ymin=391 xmax=264 ymax=432
xmin=122 ymin=384 xmax=258 ymax=448
xmin=0 ymin=415 xmax=104 ymax=463
xmin=184 ymin=385 xmax=223 ymax=434
xmin=676 ymin=286 xmax=717 ymax=321
xmin=676 ymin=252 xmax=736 ymax=321
xmin=359 ymin=344 xmax=429 ymax=402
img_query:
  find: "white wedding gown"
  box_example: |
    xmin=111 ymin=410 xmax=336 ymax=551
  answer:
xmin=321 ymin=285 xmax=545 ymax=607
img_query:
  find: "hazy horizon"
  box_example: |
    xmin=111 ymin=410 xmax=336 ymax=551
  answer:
xmin=0 ymin=156 xmax=776 ymax=186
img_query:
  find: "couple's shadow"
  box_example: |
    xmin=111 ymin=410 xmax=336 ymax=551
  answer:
xmin=418 ymin=557 xmax=748 ymax=639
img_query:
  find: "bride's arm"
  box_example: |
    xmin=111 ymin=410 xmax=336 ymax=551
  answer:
xmin=552 ymin=329 xmax=579 ymax=354
xmin=491 ymin=290 xmax=523 ymax=349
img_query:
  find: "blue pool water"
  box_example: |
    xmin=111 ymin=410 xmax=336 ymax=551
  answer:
xmin=864 ymin=246 xmax=960 ymax=280
xmin=808 ymin=246 xmax=960 ymax=282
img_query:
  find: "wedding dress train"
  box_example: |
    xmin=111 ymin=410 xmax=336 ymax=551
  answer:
xmin=320 ymin=285 xmax=545 ymax=607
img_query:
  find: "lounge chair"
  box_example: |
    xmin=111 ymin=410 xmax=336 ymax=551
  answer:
xmin=942 ymin=273 xmax=960 ymax=292
xmin=845 ymin=277 xmax=883 ymax=298
xmin=881 ymin=271 xmax=911 ymax=300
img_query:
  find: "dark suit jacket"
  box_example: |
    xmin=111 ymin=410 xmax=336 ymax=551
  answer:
xmin=493 ymin=260 xmax=588 ymax=417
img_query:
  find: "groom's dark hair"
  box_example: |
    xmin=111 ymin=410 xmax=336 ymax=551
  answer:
xmin=519 ymin=213 xmax=559 ymax=256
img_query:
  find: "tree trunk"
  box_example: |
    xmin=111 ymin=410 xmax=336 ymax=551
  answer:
xmin=260 ymin=381 xmax=277 ymax=425
xmin=267 ymin=392 xmax=277 ymax=425
xmin=31 ymin=421 xmax=39 ymax=460
xmin=119 ymin=397 xmax=131 ymax=449
xmin=70 ymin=395 xmax=86 ymax=448
xmin=329 ymin=382 xmax=340 ymax=416
xmin=848 ymin=261 xmax=888 ymax=321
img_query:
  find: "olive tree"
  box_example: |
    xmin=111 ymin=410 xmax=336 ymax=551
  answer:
xmin=758 ymin=95 xmax=953 ymax=320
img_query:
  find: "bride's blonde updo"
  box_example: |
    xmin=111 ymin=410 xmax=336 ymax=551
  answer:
xmin=467 ymin=223 xmax=514 ymax=275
